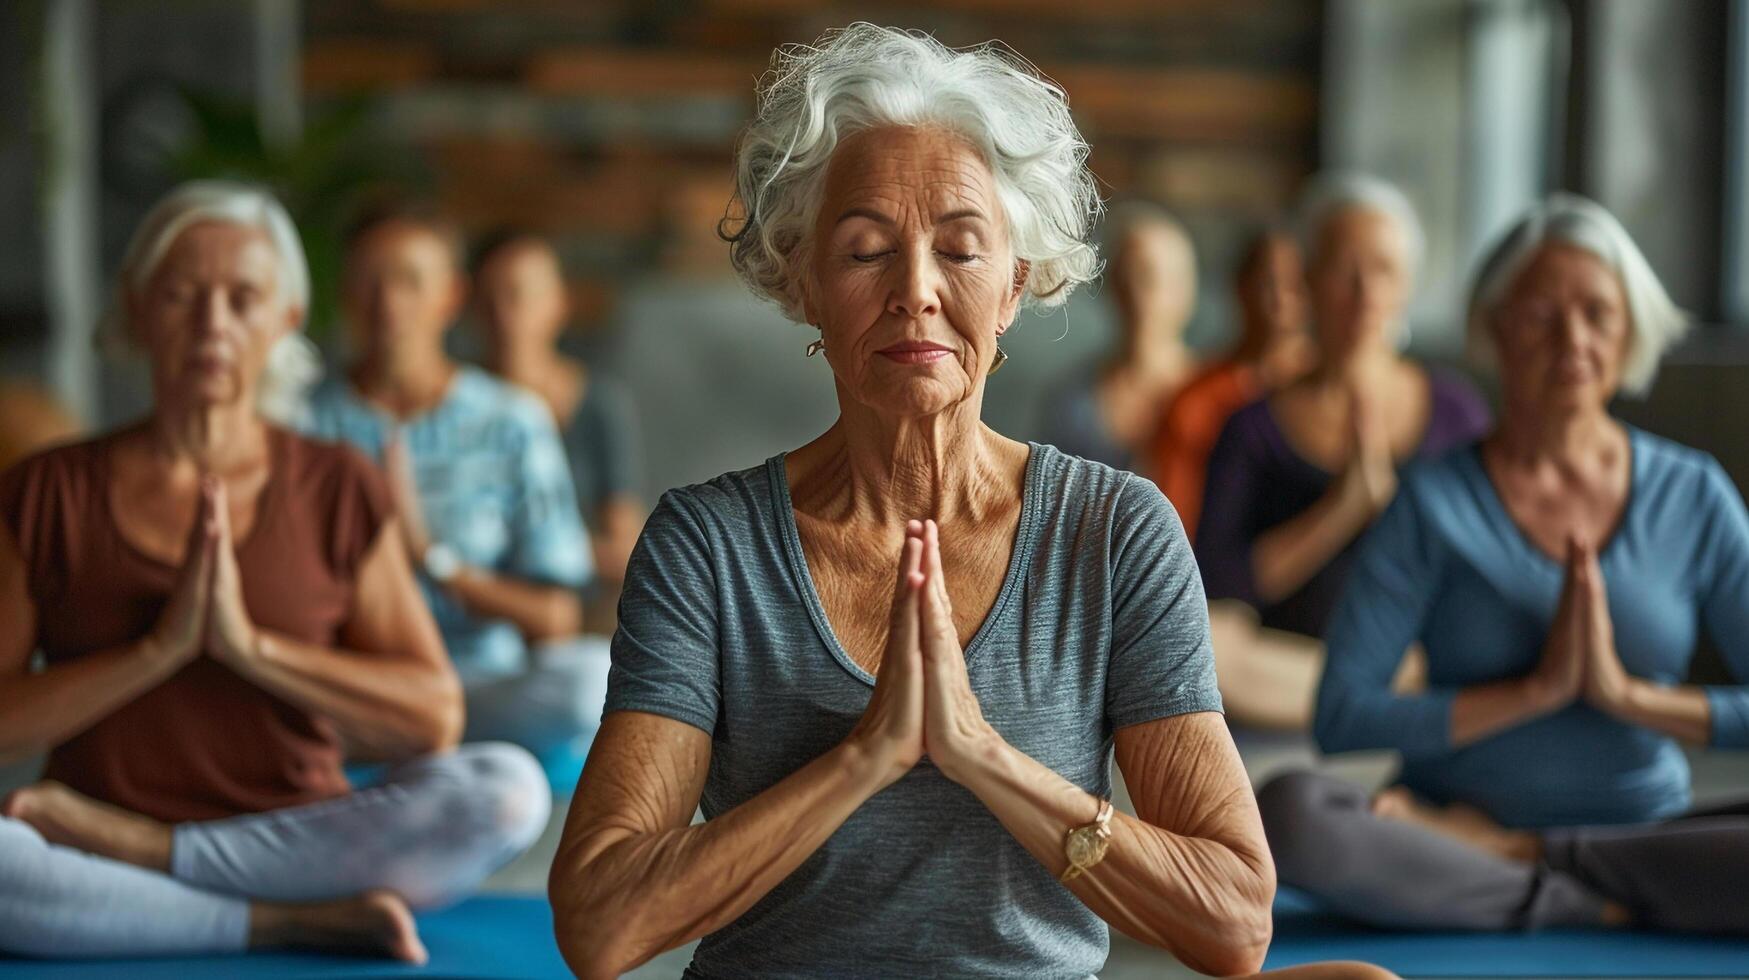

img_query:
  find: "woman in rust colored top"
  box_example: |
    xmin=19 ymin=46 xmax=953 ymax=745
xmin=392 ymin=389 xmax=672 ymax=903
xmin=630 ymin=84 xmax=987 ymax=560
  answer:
xmin=0 ymin=182 xmax=549 ymax=963
xmin=1149 ymin=230 xmax=1310 ymax=539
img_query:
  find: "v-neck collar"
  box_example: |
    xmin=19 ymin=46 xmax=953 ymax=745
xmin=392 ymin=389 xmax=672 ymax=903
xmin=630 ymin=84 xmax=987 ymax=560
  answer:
xmin=767 ymin=444 xmax=1046 ymax=686
xmin=1460 ymin=425 xmax=1643 ymax=571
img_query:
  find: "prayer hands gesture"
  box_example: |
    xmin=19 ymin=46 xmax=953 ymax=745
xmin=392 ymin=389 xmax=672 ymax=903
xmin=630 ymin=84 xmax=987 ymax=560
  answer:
xmin=145 ymin=477 xmax=220 ymax=666
xmin=1338 ymin=384 xmax=1398 ymax=519
xmin=1530 ymin=535 xmax=1635 ymax=715
xmin=144 ymin=477 xmax=263 ymax=669
xmin=384 ymin=432 xmax=433 ymax=561
xmin=204 ymin=479 xmax=262 ymax=665
xmin=848 ymin=519 xmax=997 ymax=787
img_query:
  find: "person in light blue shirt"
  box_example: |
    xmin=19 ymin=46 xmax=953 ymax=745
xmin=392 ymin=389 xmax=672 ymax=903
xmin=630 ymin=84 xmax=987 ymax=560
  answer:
xmin=306 ymin=199 xmax=603 ymax=764
xmin=1259 ymin=194 xmax=1749 ymax=936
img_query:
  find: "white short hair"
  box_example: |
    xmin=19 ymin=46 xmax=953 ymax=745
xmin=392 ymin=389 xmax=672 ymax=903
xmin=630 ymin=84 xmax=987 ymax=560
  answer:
xmin=724 ymin=23 xmax=1102 ymax=322
xmin=1467 ymin=193 xmax=1687 ymax=397
xmin=1296 ymin=171 xmax=1425 ymax=276
xmin=101 ymin=180 xmax=321 ymax=424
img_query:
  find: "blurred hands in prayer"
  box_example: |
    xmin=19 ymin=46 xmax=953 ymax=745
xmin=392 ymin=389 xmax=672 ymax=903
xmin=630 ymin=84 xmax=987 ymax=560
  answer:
xmin=1533 ymin=534 xmax=1633 ymax=715
xmin=144 ymin=475 xmax=218 ymax=666
xmin=384 ymin=431 xmax=433 ymax=561
xmin=203 ymin=478 xmax=261 ymax=666
xmin=1338 ymin=383 xmax=1398 ymax=519
xmin=1571 ymin=536 xmax=1634 ymax=713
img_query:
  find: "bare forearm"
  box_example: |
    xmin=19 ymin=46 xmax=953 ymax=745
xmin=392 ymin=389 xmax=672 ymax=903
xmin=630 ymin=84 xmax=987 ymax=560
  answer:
xmin=954 ymin=739 xmax=1272 ymax=976
xmin=1450 ymin=676 xmax=1563 ymax=747
xmin=1611 ymin=679 xmax=1712 ymax=744
xmin=553 ymin=740 xmax=889 ymax=978
xmin=0 ymin=640 xmax=187 ymax=760
xmin=234 ymin=631 xmax=462 ymax=758
xmin=592 ymin=497 xmax=644 ymax=585
xmin=447 ymin=568 xmax=582 ymax=640
xmin=1252 ymin=488 xmax=1371 ymax=603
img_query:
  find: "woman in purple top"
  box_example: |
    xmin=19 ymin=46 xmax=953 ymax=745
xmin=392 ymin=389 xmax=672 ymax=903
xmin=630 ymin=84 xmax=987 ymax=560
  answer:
xmin=1195 ymin=174 xmax=1491 ymax=730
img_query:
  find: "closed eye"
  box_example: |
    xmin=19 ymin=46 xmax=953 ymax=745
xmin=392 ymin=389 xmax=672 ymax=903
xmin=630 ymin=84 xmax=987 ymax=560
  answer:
xmin=852 ymin=251 xmax=893 ymax=263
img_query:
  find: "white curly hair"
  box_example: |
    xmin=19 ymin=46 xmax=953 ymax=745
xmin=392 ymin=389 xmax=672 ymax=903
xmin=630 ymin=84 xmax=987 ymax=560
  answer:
xmin=722 ymin=23 xmax=1103 ymax=323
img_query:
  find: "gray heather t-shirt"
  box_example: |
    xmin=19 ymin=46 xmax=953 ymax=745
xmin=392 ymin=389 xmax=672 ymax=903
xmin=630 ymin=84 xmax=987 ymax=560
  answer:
xmin=605 ymin=443 xmax=1221 ymax=979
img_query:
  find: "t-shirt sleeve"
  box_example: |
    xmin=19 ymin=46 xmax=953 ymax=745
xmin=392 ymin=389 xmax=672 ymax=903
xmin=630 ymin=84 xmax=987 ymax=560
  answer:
xmin=1315 ymin=473 xmax=1454 ymax=759
xmin=603 ymin=490 xmax=721 ymax=735
xmin=1696 ymin=457 xmax=1749 ymax=747
xmin=1105 ymin=474 xmax=1223 ymax=730
xmin=320 ymin=443 xmax=397 ymax=580
xmin=0 ymin=450 xmax=65 ymax=607
xmin=506 ymin=397 xmax=593 ymax=589
xmin=1194 ymin=407 xmax=1266 ymax=606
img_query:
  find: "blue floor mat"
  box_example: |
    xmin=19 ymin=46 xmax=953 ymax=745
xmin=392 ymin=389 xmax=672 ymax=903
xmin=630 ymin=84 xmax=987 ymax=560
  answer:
xmin=1264 ymin=887 xmax=1749 ymax=976
xmin=0 ymin=896 xmax=569 ymax=979
xmin=7 ymin=889 xmax=1748 ymax=977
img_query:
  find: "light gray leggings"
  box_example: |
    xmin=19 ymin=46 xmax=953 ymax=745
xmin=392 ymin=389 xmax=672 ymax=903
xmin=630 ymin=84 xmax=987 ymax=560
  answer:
xmin=0 ymin=742 xmax=550 ymax=958
xmin=1258 ymin=770 xmax=1749 ymax=935
xmin=461 ymin=637 xmax=611 ymax=755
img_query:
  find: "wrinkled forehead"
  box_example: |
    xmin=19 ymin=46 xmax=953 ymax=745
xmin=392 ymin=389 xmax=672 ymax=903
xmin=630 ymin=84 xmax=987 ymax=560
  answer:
xmin=819 ymin=126 xmax=1003 ymax=229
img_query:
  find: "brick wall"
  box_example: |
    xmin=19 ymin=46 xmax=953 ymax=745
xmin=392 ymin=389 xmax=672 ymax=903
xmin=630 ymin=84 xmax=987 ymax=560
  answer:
xmin=303 ymin=0 xmax=1323 ymax=335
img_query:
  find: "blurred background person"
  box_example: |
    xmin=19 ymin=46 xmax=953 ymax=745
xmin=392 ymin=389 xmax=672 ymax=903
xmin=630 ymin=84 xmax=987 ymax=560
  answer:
xmin=1150 ymin=229 xmax=1311 ymax=538
xmin=0 ymin=181 xmax=547 ymax=962
xmin=1037 ymin=204 xmax=1199 ymax=469
xmin=306 ymin=199 xmax=606 ymax=778
xmin=1261 ymin=194 xmax=1749 ymax=936
xmin=1195 ymin=174 xmax=1491 ymax=730
xmin=471 ymin=229 xmax=645 ymax=612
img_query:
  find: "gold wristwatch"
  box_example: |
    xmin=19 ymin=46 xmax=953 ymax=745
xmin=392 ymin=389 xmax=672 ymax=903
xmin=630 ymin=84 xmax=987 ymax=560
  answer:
xmin=1059 ymin=799 xmax=1115 ymax=882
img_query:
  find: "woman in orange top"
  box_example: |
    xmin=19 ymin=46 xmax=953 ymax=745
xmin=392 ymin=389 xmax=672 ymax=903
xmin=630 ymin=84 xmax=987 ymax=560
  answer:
xmin=1149 ymin=231 xmax=1309 ymax=538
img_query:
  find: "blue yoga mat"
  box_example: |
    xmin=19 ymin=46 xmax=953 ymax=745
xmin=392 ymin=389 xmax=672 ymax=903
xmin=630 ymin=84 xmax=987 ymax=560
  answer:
xmin=1264 ymin=887 xmax=1749 ymax=977
xmin=6 ymin=889 xmax=1748 ymax=977
xmin=0 ymin=896 xmax=570 ymax=979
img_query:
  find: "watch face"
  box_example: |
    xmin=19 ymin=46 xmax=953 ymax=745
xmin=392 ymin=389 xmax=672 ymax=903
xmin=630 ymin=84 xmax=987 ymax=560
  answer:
xmin=424 ymin=543 xmax=461 ymax=582
xmin=1066 ymin=827 xmax=1108 ymax=866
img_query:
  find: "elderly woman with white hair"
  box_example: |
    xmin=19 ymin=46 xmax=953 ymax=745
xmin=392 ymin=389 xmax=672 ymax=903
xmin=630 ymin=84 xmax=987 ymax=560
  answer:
xmin=0 ymin=181 xmax=550 ymax=962
xmin=1258 ymin=194 xmax=1749 ymax=934
xmin=1194 ymin=174 xmax=1491 ymax=730
xmin=548 ymin=25 xmax=1395 ymax=980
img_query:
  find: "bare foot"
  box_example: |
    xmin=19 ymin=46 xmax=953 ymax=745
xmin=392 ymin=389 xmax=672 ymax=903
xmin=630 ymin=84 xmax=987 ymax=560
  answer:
xmin=1370 ymin=786 xmax=1541 ymax=864
xmin=1 ymin=780 xmax=172 ymax=870
xmin=251 ymin=890 xmax=428 ymax=964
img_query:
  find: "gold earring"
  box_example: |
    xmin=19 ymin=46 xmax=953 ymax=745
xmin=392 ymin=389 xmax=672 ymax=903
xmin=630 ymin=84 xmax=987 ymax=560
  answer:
xmin=988 ymin=344 xmax=1008 ymax=375
xmin=806 ymin=338 xmax=825 ymax=357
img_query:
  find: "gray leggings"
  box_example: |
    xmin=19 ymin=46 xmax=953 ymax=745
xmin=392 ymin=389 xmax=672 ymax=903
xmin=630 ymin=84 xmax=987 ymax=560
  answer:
xmin=0 ymin=742 xmax=549 ymax=958
xmin=1258 ymin=770 xmax=1749 ymax=935
xmin=460 ymin=636 xmax=611 ymax=755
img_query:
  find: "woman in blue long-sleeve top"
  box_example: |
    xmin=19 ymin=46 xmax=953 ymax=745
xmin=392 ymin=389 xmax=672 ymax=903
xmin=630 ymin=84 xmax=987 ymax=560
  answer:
xmin=1257 ymin=194 xmax=1749 ymax=935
